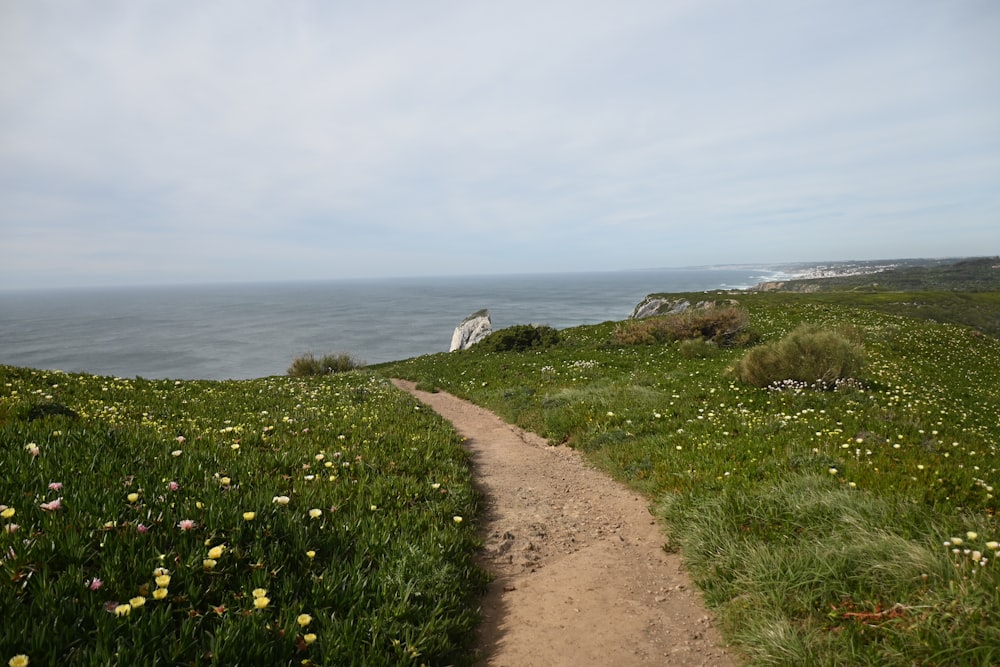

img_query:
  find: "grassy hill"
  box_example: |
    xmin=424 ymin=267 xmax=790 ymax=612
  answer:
xmin=381 ymin=291 xmax=1000 ymax=665
xmin=4 ymin=270 xmax=1000 ymax=665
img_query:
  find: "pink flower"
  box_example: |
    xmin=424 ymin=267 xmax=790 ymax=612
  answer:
xmin=88 ymin=577 xmax=104 ymax=591
xmin=28 ymin=446 xmax=40 ymax=457
xmin=175 ymin=436 xmax=186 ymax=444
xmin=178 ymin=519 xmax=195 ymax=531
xmin=168 ymin=481 xmax=179 ymax=491
xmin=3 ymin=524 xmax=18 ymax=534
xmin=137 ymin=523 xmax=150 ymax=533
xmin=49 ymin=482 xmax=63 ymax=491
xmin=40 ymin=497 xmax=62 ymax=511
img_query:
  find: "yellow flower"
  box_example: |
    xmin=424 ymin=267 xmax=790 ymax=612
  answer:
xmin=155 ymin=575 xmax=171 ymax=588
xmin=967 ymin=531 xmax=979 ymax=541
xmin=127 ymin=493 xmax=140 ymax=503
xmin=252 ymin=588 xmax=267 ymax=598
xmin=453 ymin=516 xmax=463 ymax=524
xmin=297 ymin=613 xmax=312 ymax=627
xmin=0 ymin=507 xmax=14 ymax=519
xmin=308 ymin=509 xmax=322 ymax=519
xmin=253 ymin=596 xmax=270 ymax=609
xmin=153 ymin=587 xmax=168 ymax=600
xmin=303 ymin=633 xmax=317 ymax=645
xmin=306 ymin=550 xmax=316 ymax=559
xmin=242 ymin=512 xmax=255 ymax=521
xmin=153 ymin=567 xmax=170 ymax=577
xmin=8 ymin=655 xmax=29 ymax=667
xmin=220 ymin=477 xmax=231 ymax=486
xmin=130 ymin=596 xmax=146 ymax=608
xmin=114 ymin=604 xmax=131 ymax=617
xmin=208 ymin=545 xmax=225 ymax=559
xmin=203 ymin=559 xmax=217 ymax=570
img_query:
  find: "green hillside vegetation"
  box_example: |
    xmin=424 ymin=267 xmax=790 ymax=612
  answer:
xmin=4 ymin=267 xmax=1000 ymax=665
xmin=763 ymin=256 xmax=1000 ymax=293
xmin=382 ymin=292 xmax=1000 ymax=665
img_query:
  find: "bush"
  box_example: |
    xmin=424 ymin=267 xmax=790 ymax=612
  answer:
xmin=479 ymin=325 xmax=560 ymax=352
xmin=613 ymin=304 xmax=752 ymax=347
xmin=729 ymin=324 xmax=864 ymax=388
xmin=287 ymin=352 xmax=364 ymax=376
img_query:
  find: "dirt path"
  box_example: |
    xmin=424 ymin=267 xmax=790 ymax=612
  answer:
xmin=392 ymin=380 xmax=736 ymax=667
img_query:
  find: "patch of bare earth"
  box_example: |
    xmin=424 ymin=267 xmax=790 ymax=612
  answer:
xmin=392 ymin=380 xmax=736 ymax=667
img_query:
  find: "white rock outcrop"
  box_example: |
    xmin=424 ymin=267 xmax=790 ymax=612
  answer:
xmin=450 ymin=309 xmax=493 ymax=351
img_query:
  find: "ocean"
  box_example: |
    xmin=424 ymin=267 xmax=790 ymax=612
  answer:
xmin=0 ymin=267 xmax=792 ymax=380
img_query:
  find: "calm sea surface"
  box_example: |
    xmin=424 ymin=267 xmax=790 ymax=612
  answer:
xmin=0 ymin=268 xmax=791 ymax=380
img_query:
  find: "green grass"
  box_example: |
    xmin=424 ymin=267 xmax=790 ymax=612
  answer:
xmin=381 ymin=294 xmax=1000 ymax=664
xmin=1 ymin=368 xmax=487 ymax=666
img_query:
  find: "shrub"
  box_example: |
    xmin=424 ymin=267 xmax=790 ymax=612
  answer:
xmin=729 ymin=324 xmax=864 ymax=387
xmin=613 ymin=304 xmax=752 ymax=347
xmin=287 ymin=352 xmax=364 ymax=376
xmin=479 ymin=325 xmax=560 ymax=352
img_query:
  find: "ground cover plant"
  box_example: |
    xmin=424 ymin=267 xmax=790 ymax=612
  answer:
xmin=382 ymin=293 xmax=1000 ymax=665
xmin=0 ymin=368 xmax=486 ymax=666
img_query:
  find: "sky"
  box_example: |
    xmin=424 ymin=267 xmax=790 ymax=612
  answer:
xmin=1 ymin=1 xmax=999 ymax=290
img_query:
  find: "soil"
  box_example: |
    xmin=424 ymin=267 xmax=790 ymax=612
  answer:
xmin=392 ymin=380 xmax=737 ymax=667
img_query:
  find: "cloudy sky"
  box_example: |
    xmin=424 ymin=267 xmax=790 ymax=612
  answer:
xmin=2 ymin=1 xmax=998 ymax=289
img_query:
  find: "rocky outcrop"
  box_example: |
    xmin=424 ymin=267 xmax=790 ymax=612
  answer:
xmin=629 ymin=296 xmax=691 ymax=319
xmin=630 ymin=296 xmax=740 ymax=319
xmin=450 ymin=309 xmax=493 ymax=351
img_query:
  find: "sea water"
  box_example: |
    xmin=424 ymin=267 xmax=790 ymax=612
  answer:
xmin=0 ymin=267 xmax=792 ymax=380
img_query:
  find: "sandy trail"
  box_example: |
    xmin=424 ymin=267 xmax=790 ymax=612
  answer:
xmin=392 ymin=379 xmax=736 ymax=667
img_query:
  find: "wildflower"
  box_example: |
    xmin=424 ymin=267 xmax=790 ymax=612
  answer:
xmin=370 ymin=505 xmax=378 ymax=511
xmin=987 ymin=541 xmax=999 ymax=550
xmin=973 ymin=551 xmax=983 ymax=561
xmin=171 ymin=449 xmax=183 ymax=457
xmin=48 ymin=482 xmax=63 ymax=491
xmin=178 ymin=519 xmax=195 ymax=531
xmin=114 ymin=604 xmax=131 ymax=617
xmin=303 ymin=633 xmax=317 ymax=644
xmin=40 ymin=498 xmax=62 ymax=512
xmin=306 ymin=550 xmax=316 ymax=559
xmin=242 ymin=512 xmax=255 ymax=521
xmin=137 ymin=524 xmax=150 ymax=533
xmin=431 ymin=483 xmax=441 ymax=490
xmin=951 ymin=537 xmax=964 ymax=546
xmin=130 ymin=596 xmax=146 ymax=608
xmin=168 ymin=481 xmax=179 ymax=491
xmin=175 ymin=436 xmax=185 ymax=444
xmin=208 ymin=545 xmax=225 ymax=559
xmin=0 ymin=507 xmax=14 ymax=519
xmin=3 ymin=524 xmax=18 ymax=534
xmin=127 ymin=493 xmax=140 ymax=503
xmin=27 ymin=445 xmax=40 ymax=457
xmin=297 ymin=613 xmax=312 ymax=627
xmin=155 ymin=574 xmax=171 ymax=587
xmin=828 ymin=468 xmax=838 ymax=475
xmin=220 ymin=477 xmax=231 ymax=487
xmin=153 ymin=567 xmax=170 ymax=577
xmin=252 ymin=588 xmax=267 ymax=599
xmin=153 ymin=587 xmax=168 ymax=600
xmin=203 ymin=559 xmax=217 ymax=570
xmin=253 ymin=596 xmax=270 ymax=609
xmin=453 ymin=516 xmax=463 ymax=524
xmin=308 ymin=509 xmax=322 ymax=519
xmin=9 ymin=655 xmax=29 ymax=667
xmin=272 ymin=495 xmax=290 ymax=505
xmin=967 ymin=531 xmax=979 ymax=541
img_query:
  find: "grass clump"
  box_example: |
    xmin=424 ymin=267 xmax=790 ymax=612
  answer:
xmin=287 ymin=352 xmax=364 ymax=376
xmin=479 ymin=324 xmax=559 ymax=352
xmin=613 ymin=304 xmax=752 ymax=347
xmin=729 ymin=323 xmax=865 ymax=388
